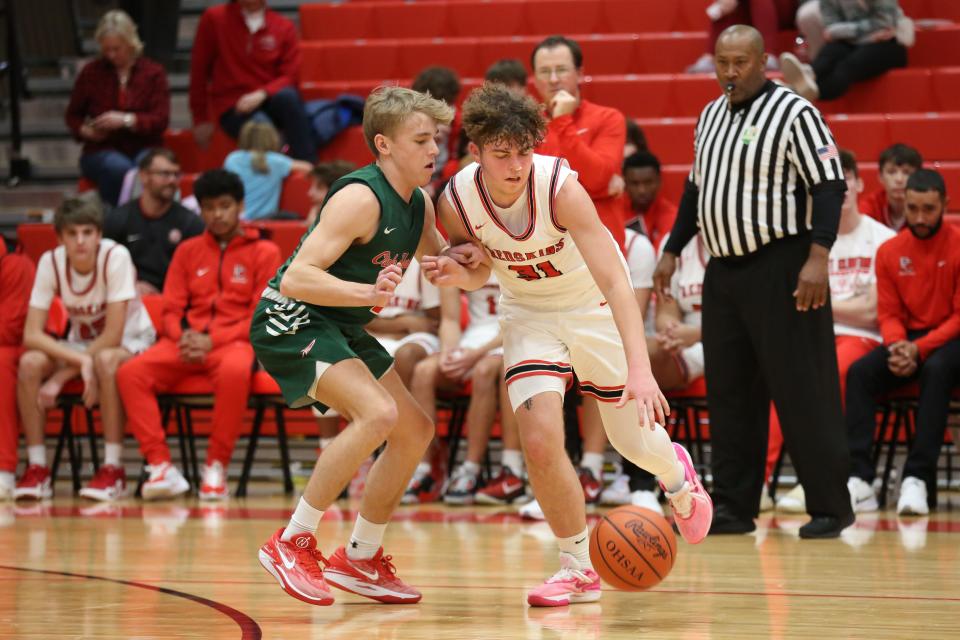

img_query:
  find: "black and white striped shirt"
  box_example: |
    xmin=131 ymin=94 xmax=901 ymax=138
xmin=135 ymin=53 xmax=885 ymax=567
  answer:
xmin=685 ymin=81 xmax=843 ymax=258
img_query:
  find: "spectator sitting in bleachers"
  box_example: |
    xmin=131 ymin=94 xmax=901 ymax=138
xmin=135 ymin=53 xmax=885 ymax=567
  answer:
xmin=190 ymin=0 xmax=316 ymax=161
xmin=13 ymin=196 xmax=156 ymax=502
xmin=845 ymin=168 xmax=960 ymax=517
xmin=407 ymin=276 xmax=523 ymax=506
xmin=305 ymin=161 xmax=357 ymax=226
xmin=224 ymin=122 xmax=313 ymax=221
xmin=859 ymin=143 xmax=922 ymax=231
xmin=104 ymin=148 xmax=205 ymax=296
xmin=623 ymin=150 xmax=678 ymax=251
xmin=780 ymin=0 xmax=909 ymax=101
xmin=411 ymin=67 xmax=462 ymax=199
xmin=116 ymin=170 xmax=281 ymax=502
xmin=686 ymin=0 xmax=798 ymax=73
xmin=0 ymin=243 xmax=36 ymax=501
xmin=65 ymin=10 xmax=170 ymax=207
xmin=769 ymin=149 xmax=897 ymax=513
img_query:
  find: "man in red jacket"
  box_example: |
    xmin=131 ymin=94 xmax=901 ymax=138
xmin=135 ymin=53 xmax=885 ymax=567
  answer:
xmin=0 ymin=244 xmax=36 ymax=500
xmin=189 ymin=0 xmax=316 ymax=160
xmin=845 ymin=169 xmax=960 ymax=517
xmin=531 ymin=35 xmax=627 ymax=251
xmin=117 ymin=169 xmax=281 ymax=501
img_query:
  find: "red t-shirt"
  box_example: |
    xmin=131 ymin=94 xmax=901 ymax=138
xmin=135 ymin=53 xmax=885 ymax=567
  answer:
xmin=876 ymin=223 xmax=960 ymax=359
xmin=859 ymin=188 xmax=905 ymax=231
xmin=536 ymin=100 xmax=626 ymax=250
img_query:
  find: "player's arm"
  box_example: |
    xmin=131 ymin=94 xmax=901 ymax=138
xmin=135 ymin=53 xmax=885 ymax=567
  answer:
xmin=22 ymin=307 xmax=88 ymax=368
xmin=421 ymin=192 xmax=491 ymax=291
xmin=555 ymin=177 xmax=668 ymax=425
xmin=437 ymin=285 xmax=464 ymax=351
xmin=831 ymin=283 xmax=879 ymax=329
xmin=280 ymin=184 xmax=397 ymax=307
xmin=83 ymin=300 xmax=128 ymax=355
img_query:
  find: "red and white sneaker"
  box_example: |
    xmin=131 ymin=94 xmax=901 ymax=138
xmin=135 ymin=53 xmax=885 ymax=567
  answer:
xmin=141 ymin=462 xmax=190 ymax=501
xmin=662 ymin=443 xmax=713 ymax=544
xmin=323 ymin=546 xmax=422 ymax=604
xmin=577 ymin=468 xmax=602 ymax=504
xmin=199 ymin=460 xmax=228 ymax=501
xmin=259 ymin=527 xmax=334 ymax=606
xmin=14 ymin=465 xmax=52 ymax=500
xmin=475 ymin=468 xmax=525 ymax=505
xmin=527 ymin=553 xmax=601 ymax=607
xmin=79 ymin=464 xmax=127 ymax=501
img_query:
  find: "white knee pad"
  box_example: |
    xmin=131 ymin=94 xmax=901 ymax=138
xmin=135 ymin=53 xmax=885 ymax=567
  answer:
xmin=597 ymin=401 xmax=678 ymax=478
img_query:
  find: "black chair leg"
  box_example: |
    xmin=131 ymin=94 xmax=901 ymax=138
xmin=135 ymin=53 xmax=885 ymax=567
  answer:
xmin=446 ymin=402 xmax=467 ymax=474
xmin=880 ymin=406 xmax=905 ymax=508
xmin=65 ymin=407 xmax=81 ymax=493
xmin=183 ymin=406 xmax=201 ymax=488
xmin=275 ymin=404 xmax=294 ymax=495
xmin=86 ymin=408 xmax=99 ymax=472
xmin=51 ymin=407 xmax=68 ymax=485
xmin=237 ymin=403 xmax=265 ymax=498
xmin=769 ymin=446 xmax=787 ymax=500
xmin=175 ymin=405 xmax=192 ymax=488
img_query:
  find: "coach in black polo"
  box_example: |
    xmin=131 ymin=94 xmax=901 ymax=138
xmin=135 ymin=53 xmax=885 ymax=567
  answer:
xmin=654 ymin=25 xmax=855 ymax=539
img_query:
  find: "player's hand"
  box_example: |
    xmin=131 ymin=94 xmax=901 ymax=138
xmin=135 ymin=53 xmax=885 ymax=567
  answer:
xmin=794 ymin=245 xmax=829 ymax=311
xmin=421 ymin=255 xmax=468 ymax=287
xmin=444 ymin=242 xmax=490 ymax=269
xmin=38 ymin=378 xmax=64 ymax=410
xmin=549 ymin=90 xmax=578 ymax=118
xmin=440 ymin=347 xmax=481 ymax=381
xmin=653 ymin=252 xmax=678 ymax=301
xmin=607 ymin=174 xmax=625 ymax=198
xmin=618 ymin=368 xmax=669 ymax=430
xmin=372 ymin=264 xmax=403 ymax=307
xmin=236 ymin=89 xmax=268 ymax=114
xmin=80 ymin=355 xmax=99 ymax=408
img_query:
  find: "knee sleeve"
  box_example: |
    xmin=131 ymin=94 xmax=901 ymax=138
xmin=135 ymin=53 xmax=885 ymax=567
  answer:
xmin=597 ymin=401 xmax=678 ymax=478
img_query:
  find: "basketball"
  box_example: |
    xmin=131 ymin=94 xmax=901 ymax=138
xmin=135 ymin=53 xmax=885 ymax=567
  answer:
xmin=589 ymin=506 xmax=677 ymax=591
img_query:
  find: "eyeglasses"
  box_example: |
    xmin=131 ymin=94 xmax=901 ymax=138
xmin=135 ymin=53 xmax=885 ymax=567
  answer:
xmin=534 ymin=66 xmax=575 ymax=80
xmin=148 ymin=170 xmax=182 ymax=179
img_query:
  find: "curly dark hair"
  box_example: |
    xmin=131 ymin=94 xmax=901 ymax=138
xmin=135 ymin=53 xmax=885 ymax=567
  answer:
xmin=461 ymin=83 xmax=546 ymax=153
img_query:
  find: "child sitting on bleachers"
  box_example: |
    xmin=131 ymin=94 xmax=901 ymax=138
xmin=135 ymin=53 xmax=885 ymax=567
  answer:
xmin=224 ymin=121 xmax=312 ymax=221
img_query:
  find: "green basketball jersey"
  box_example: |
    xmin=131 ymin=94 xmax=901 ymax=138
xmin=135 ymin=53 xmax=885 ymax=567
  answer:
xmin=266 ymin=163 xmax=425 ymax=324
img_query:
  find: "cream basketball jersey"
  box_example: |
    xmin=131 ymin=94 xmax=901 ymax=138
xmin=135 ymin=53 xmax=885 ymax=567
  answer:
xmin=464 ymin=272 xmax=501 ymax=328
xmin=445 ymin=154 xmax=621 ymax=310
xmin=29 ymin=238 xmax=155 ymax=347
xmin=662 ymin=233 xmax=709 ymax=327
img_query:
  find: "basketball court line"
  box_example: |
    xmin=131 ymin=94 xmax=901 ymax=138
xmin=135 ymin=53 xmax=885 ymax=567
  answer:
xmin=0 ymin=565 xmax=263 ymax=639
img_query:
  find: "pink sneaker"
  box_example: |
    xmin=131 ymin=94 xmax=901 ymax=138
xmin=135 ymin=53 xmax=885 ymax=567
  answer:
xmin=527 ymin=553 xmax=601 ymax=608
xmin=662 ymin=443 xmax=713 ymax=544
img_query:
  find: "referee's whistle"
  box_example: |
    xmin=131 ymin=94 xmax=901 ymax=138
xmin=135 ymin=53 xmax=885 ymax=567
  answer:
xmin=725 ymin=83 xmax=735 ymax=94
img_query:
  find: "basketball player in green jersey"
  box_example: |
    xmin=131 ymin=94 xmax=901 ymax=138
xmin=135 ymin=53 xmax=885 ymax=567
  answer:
xmin=253 ymin=87 xmax=479 ymax=606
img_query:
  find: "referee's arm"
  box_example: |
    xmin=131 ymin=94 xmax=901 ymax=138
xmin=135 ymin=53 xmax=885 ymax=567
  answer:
xmin=654 ymin=178 xmax=700 ymax=299
xmin=788 ymin=107 xmax=847 ymax=311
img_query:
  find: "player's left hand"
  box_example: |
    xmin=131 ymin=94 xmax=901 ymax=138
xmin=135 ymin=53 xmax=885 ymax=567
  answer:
xmin=618 ymin=368 xmax=669 ymax=430
xmin=80 ymin=355 xmax=100 ymax=409
xmin=794 ymin=245 xmax=829 ymax=311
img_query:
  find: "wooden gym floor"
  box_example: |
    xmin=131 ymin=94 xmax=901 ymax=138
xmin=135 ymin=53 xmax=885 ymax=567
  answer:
xmin=0 ymin=490 xmax=958 ymax=639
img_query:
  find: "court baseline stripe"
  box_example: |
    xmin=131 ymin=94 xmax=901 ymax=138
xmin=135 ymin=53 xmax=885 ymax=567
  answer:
xmin=0 ymin=565 xmax=262 ymax=639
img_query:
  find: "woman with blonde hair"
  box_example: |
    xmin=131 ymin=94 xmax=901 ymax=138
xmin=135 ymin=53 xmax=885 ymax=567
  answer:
xmin=224 ymin=121 xmax=313 ymax=220
xmin=65 ymin=10 xmax=170 ymax=206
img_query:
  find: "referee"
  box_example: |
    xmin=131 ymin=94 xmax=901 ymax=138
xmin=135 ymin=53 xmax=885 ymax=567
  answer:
xmin=654 ymin=25 xmax=855 ymax=539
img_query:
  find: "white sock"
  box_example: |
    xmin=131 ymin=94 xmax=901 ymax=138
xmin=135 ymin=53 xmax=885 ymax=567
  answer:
xmin=281 ymin=497 xmax=325 ymax=541
xmin=558 ymin=526 xmax=593 ymax=570
xmin=103 ymin=442 xmax=122 ymax=467
xmin=460 ymin=460 xmax=480 ymax=477
xmin=501 ymin=449 xmax=524 ymax=477
xmin=27 ymin=445 xmax=46 ymax=467
xmin=580 ymin=452 xmax=605 ymax=480
xmin=346 ymin=514 xmax=387 ymax=560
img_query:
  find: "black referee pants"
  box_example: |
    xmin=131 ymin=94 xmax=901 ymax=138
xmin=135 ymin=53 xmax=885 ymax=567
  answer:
xmin=846 ymin=334 xmax=960 ymax=507
xmin=702 ymin=234 xmax=852 ymax=520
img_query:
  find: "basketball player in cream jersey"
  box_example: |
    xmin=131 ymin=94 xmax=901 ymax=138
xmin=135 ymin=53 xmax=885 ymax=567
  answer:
xmin=422 ymin=84 xmax=713 ymax=607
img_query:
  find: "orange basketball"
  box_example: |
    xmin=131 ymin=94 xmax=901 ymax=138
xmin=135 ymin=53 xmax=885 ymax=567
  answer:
xmin=589 ymin=506 xmax=677 ymax=591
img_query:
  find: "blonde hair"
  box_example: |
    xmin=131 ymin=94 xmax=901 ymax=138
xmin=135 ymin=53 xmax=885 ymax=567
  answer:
xmin=95 ymin=10 xmax=144 ymax=57
xmin=362 ymin=86 xmax=455 ymax=157
xmin=238 ymin=121 xmax=281 ymax=174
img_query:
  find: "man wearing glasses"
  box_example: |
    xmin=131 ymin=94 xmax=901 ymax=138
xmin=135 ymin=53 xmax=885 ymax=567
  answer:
xmin=531 ymin=35 xmax=628 ymax=250
xmin=105 ymin=148 xmax=205 ymax=296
